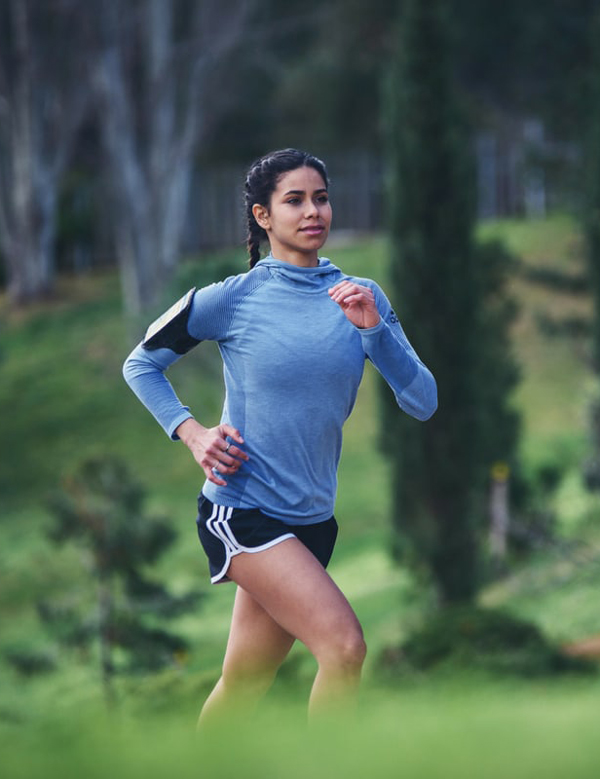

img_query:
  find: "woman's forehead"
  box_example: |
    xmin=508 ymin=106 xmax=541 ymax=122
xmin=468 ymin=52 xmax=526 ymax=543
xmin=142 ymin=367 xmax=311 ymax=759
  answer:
xmin=275 ymin=166 xmax=327 ymax=193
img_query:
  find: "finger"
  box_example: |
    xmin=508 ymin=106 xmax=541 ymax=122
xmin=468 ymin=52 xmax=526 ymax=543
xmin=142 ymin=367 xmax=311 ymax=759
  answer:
xmin=212 ymin=458 xmax=231 ymax=473
xmin=333 ymin=292 xmax=366 ymax=309
xmin=328 ymin=281 xmax=354 ymax=300
xmin=213 ymin=457 xmax=241 ymax=474
xmin=204 ymin=440 xmax=245 ymax=466
xmin=338 ymin=292 xmax=364 ymax=305
xmin=221 ymin=443 xmax=247 ymax=464
xmin=205 ymin=464 xmax=227 ymax=487
xmin=220 ymin=424 xmax=245 ymax=445
xmin=329 ymin=283 xmax=366 ymax=305
xmin=220 ymin=431 xmax=249 ymax=462
xmin=329 ymin=279 xmax=354 ymax=292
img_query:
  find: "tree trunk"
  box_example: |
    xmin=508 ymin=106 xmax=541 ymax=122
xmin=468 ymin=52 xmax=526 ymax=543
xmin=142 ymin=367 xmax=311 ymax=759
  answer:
xmin=0 ymin=0 xmax=89 ymax=305
xmin=489 ymin=463 xmax=511 ymax=563
xmin=97 ymin=573 xmax=115 ymax=707
xmin=94 ymin=0 xmax=253 ymax=315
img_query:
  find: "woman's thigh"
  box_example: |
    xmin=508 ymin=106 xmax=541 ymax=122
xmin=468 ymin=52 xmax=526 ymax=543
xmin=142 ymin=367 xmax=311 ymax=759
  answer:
xmin=227 ymin=537 xmax=363 ymax=660
xmin=222 ymin=586 xmax=296 ymax=680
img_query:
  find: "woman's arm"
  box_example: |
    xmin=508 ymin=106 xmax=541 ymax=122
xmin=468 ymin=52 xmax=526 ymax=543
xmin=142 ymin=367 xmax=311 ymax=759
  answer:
xmin=123 ymin=342 xmax=195 ymax=439
xmin=123 ymin=345 xmax=248 ymax=485
xmin=329 ymin=279 xmax=437 ymax=421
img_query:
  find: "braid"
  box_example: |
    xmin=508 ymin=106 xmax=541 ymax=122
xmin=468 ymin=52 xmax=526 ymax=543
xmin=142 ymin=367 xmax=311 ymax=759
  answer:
xmin=244 ymin=163 xmax=266 ymax=269
xmin=247 ymin=219 xmax=263 ymax=269
xmin=243 ymin=149 xmax=330 ymax=270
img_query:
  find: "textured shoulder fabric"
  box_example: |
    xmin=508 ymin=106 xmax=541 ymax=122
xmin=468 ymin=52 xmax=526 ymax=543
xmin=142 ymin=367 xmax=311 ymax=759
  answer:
xmin=187 ymin=266 xmax=272 ymax=342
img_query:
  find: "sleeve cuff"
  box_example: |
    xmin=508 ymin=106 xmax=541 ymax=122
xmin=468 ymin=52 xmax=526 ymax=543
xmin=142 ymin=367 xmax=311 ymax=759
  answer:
xmin=168 ymin=410 xmax=194 ymax=441
xmin=357 ymin=318 xmax=386 ymax=339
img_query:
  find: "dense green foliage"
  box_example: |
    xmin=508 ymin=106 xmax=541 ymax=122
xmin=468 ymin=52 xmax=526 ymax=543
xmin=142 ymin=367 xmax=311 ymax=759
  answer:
xmin=44 ymin=455 xmax=200 ymax=698
xmin=203 ymin=0 xmax=599 ymax=161
xmin=392 ymin=606 xmax=593 ymax=676
xmin=385 ymin=0 xmax=520 ymax=603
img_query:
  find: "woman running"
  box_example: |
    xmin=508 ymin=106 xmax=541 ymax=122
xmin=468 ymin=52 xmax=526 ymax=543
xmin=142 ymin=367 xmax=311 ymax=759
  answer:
xmin=123 ymin=148 xmax=437 ymax=725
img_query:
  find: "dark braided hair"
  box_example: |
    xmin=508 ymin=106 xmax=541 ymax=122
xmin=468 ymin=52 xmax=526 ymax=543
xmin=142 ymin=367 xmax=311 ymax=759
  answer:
xmin=244 ymin=149 xmax=329 ymax=268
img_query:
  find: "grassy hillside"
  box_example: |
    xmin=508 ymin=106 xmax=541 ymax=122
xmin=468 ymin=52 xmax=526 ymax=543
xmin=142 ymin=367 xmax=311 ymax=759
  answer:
xmin=1 ymin=216 xmax=600 ymax=773
xmin=479 ymin=215 xmax=593 ymax=462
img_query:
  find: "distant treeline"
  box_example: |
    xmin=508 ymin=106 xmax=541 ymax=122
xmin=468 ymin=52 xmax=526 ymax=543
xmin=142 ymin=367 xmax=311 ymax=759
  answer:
xmin=1 ymin=0 xmax=595 ymax=312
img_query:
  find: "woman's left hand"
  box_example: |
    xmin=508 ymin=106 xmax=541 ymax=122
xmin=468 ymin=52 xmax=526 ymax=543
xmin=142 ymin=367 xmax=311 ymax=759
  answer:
xmin=328 ymin=281 xmax=381 ymax=329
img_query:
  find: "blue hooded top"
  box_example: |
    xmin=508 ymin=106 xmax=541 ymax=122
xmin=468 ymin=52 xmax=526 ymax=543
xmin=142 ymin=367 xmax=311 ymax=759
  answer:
xmin=123 ymin=256 xmax=437 ymax=524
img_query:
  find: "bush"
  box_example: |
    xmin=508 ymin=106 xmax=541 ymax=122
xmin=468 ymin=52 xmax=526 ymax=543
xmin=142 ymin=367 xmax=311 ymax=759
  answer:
xmin=380 ymin=606 xmax=595 ymax=677
xmin=4 ymin=647 xmax=57 ymax=677
xmin=523 ymin=266 xmax=589 ymax=294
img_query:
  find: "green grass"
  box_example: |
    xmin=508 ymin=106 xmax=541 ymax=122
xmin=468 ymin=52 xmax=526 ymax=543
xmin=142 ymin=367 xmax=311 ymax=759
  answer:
xmin=1 ymin=218 xmax=600 ymax=772
xmin=2 ymin=675 xmax=600 ymax=778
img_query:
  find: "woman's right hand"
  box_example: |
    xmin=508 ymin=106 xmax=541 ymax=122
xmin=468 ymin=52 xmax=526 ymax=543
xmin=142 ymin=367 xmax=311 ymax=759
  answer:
xmin=175 ymin=418 xmax=248 ymax=486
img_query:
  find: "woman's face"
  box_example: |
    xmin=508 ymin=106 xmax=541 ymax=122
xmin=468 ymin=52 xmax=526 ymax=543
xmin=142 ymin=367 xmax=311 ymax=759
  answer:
xmin=253 ymin=166 xmax=332 ymax=267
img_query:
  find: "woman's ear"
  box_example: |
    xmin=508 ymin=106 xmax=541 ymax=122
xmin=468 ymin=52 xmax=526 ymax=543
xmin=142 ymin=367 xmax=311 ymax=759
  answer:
xmin=252 ymin=203 xmax=270 ymax=230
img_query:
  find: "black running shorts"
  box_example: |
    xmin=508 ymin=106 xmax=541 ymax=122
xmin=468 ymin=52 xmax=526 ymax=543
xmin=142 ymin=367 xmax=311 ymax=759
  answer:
xmin=196 ymin=495 xmax=338 ymax=584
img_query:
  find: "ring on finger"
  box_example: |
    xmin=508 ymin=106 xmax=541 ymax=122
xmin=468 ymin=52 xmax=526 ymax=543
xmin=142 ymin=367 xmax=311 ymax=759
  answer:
xmin=225 ymin=443 xmax=231 ymax=453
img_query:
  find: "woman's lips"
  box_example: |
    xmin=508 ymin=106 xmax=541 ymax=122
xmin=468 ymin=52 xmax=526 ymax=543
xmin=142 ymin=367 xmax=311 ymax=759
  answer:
xmin=300 ymin=226 xmax=324 ymax=234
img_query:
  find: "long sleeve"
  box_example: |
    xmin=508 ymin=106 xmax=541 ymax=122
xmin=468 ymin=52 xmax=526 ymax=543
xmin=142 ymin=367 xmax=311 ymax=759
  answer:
xmin=121 ymin=280 xmax=227 ymax=439
xmin=357 ymin=282 xmax=437 ymax=421
xmin=122 ymin=270 xmax=269 ymax=440
xmin=123 ymin=343 xmax=195 ymax=439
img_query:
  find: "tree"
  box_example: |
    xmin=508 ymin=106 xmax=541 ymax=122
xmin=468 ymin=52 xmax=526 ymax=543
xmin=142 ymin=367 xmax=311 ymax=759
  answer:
xmin=384 ymin=0 xmax=520 ymax=604
xmin=0 ymin=0 xmax=90 ymax=304
xmin=582 ymin=7 xmax=600 ymax=489
xmin=45 ymin=455 xmax=199 ymax=703
xmin=92 ymin=0 xmax=255 ymax=315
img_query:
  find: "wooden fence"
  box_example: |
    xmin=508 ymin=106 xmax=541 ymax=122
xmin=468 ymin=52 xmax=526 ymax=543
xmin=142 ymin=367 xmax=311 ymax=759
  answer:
xmin=183 ymin=124 xmax=577 ymax=253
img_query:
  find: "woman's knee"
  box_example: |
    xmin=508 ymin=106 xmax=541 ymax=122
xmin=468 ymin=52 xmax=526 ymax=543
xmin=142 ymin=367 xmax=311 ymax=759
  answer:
xmin=316 ymin=625 xmax=367 ymax=671
xmin=340 ymin=630 xmax=367 ymax=669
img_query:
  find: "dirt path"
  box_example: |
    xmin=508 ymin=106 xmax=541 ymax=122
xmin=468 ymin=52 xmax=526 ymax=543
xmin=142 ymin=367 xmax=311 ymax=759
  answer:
xmin=562 ymin=635 xmax=600 ymax=659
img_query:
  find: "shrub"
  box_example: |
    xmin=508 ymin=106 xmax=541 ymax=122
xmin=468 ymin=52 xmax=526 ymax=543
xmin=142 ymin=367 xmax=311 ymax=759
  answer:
xmin=381 ymin=606 xmax=595 ymax=677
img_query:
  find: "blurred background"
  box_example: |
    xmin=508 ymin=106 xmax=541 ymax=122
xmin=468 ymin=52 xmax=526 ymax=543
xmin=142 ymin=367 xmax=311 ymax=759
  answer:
xmin=2 ymin=1 xmax=600 ymax=776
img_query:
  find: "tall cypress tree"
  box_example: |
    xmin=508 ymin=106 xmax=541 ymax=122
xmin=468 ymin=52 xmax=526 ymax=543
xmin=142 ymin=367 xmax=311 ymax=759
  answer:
xmin=384 ymin=0 xmax=519 ymax=603
xmin=583 ymin=9 xmax=600 ymax=490
xmin=586 ymin=10 xmax=600 ymax=374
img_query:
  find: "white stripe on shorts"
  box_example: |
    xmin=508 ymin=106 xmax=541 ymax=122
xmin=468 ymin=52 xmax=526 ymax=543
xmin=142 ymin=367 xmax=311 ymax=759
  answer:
xmin=206 ymin=503 xmax=295 ymax=584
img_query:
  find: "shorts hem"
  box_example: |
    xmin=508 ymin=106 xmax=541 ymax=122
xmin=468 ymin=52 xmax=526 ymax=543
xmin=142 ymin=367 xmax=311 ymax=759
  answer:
xmin=210 ymin=532 xmax=296 ymax=584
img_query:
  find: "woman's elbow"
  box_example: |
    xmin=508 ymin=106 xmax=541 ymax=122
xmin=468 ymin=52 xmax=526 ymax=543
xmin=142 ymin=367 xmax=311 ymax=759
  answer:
xmin=122 ymin=348 xmax=151 ymax=388
xmin=122 ymin=353 xmax=137 ymax=386
xmin=417 ymin=394 xmax=438 ymax=421
xmin=406 ymin=375 xmax=438 ymax=421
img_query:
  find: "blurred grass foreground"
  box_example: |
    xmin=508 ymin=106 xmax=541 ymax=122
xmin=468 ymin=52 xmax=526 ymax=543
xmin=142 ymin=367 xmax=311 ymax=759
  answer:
xmin=2 ymin=677 xmax=600 ymax=779
xmin=2 ymin=216 xmax=600 ymax=777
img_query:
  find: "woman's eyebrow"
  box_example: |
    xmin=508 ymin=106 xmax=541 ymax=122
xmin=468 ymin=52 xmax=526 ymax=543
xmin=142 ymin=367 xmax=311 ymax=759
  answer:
xmin=283 ymin=188 xmax=328 ymax=196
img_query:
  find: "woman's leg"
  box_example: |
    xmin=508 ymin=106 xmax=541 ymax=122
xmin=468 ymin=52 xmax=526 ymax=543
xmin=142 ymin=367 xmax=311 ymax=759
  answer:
xmin=226 ymin=537 xmax=367 ymax=718
xmin=198 ymin=585 xmax=296 ymax=727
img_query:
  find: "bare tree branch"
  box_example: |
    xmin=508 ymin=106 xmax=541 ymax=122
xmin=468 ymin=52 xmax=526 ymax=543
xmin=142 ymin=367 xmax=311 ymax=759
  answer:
xmin=93 ymin=0 xmax=256 ymax=315
xmin=0 ymin=0 xmax=92 ymax=304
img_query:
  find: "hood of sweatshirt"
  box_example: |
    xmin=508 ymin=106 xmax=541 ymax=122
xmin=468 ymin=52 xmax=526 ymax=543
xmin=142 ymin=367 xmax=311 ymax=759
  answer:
xmin=255 ymin=255 xmax=343 ymax=293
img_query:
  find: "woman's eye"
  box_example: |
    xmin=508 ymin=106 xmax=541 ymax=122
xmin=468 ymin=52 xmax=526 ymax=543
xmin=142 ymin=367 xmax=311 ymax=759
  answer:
xmin=317 ymin=195 xmax=329 ymax=204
